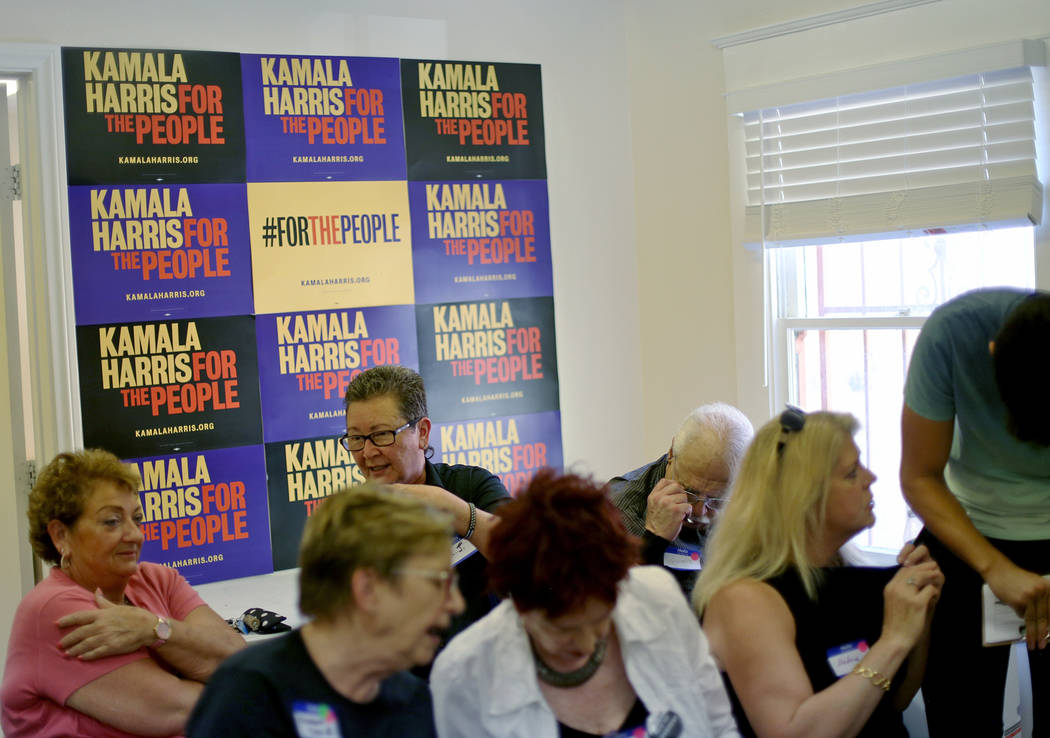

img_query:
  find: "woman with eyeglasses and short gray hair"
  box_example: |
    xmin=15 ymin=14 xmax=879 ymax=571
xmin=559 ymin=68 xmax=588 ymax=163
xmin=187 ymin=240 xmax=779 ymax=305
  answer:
xmin=693 ymin=409 xmax=943 ymax=738
xmin=187 ymin=483 xmax=465 ymax=736
xmin=341 ymin=365 xmax=510 ymax=653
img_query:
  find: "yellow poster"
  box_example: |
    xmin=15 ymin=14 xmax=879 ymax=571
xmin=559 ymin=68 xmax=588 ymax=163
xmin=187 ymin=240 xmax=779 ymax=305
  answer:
xmin=248 ymin=180 xmax=414 ymax=313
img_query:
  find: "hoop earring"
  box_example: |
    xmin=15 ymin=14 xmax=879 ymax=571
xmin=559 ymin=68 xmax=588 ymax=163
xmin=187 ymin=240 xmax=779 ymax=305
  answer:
xmin=60 ymin=550 xmax=71 ymax=569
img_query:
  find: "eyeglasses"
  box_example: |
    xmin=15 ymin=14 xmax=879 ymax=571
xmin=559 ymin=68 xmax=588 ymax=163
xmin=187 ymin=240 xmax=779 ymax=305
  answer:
xmin=682 ymin=490 xmax=727 ymax=515
xmin=339 ymin=418 xmax=420 ymax=452
xmin=669 ymin=452 xmax=727 ymax=525
xmin=777 ymin=405 xmax=806 ymax=456
xmin=394 ymin=567 xmax=459 ymax=595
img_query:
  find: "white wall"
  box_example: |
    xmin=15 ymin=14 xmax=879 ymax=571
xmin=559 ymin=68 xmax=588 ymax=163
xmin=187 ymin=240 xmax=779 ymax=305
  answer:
xmin=0 ymin=0 xmax=646 ymax=476
xmin=623 ymin=1 xmax=742 ymax=465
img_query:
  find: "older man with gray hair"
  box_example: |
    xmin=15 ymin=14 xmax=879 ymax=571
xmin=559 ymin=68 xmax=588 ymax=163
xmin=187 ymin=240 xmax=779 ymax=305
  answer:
xmin=609 ymin=402 xmax=753 ymax=595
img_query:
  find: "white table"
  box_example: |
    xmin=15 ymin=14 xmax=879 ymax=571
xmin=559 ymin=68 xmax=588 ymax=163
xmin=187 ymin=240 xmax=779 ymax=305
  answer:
xmin=193 ymin=568 xmax=305 ymax=636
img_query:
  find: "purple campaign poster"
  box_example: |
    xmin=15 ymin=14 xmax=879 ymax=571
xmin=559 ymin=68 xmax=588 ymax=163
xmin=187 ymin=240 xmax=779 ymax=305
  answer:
xmin=409 ymin=180 xmax=552 ymax=303
xmin=131 ymin=444 xmax=273 ymax=585
xmin=430 ymin=410 xmax=563 ymax=497
xmin=69 ymin=183 xmax=253 ymax=324
xmin=241 ymin=54 xmax=406 ymax=182
xmin=256 ymin=305 xmax=419 ymax=443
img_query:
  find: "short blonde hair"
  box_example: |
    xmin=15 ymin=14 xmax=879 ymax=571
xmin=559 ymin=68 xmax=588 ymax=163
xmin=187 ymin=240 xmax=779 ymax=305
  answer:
xmin=298 ymin=482 xmax=453 ymax=620
xmin=693 ymin=411 xmax=858 ymax=613
xmin=28 ymin=449 xmax=141 ymax=564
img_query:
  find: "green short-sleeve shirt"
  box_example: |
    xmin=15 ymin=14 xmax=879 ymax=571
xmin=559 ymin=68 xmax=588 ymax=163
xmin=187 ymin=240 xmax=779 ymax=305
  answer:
xmin=904 ymin=288 xmax=1050 ymax=540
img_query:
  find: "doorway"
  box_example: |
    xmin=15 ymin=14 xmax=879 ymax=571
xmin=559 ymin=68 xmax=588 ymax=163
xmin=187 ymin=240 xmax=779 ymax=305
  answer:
xmin=0 ymin=44 xmax=80 ymax=675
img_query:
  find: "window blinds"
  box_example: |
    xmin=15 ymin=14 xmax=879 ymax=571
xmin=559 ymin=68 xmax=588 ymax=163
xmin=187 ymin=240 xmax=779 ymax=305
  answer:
xmin=742 ymin=65 xmax=1043 ymax=247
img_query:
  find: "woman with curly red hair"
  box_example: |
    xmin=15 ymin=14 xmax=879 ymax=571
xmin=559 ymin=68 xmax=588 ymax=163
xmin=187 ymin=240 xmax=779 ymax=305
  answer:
xmin=430 ymin=469 xmax=739 ymax=738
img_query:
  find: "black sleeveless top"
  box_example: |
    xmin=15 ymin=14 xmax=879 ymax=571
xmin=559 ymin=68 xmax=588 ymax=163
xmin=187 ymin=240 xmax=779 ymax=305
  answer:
xmin=723 ymin=566 xmax=909 ymax=738
xmin=559 ymin=697 xmax=649 ymax=737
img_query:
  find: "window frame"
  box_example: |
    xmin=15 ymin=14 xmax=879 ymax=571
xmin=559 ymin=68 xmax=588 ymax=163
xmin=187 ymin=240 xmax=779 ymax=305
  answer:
xmin=766 ymin=230 xmax=1036 ymax=551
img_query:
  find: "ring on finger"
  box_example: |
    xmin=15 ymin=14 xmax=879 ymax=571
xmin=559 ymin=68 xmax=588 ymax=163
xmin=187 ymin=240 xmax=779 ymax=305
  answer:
xmin=906 ymin=577 xmax=916 ymax=586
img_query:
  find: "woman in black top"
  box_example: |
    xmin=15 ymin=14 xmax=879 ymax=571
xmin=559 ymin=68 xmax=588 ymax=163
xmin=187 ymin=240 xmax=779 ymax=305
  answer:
xmin=694 ymin=409 xmax=944 ymax=738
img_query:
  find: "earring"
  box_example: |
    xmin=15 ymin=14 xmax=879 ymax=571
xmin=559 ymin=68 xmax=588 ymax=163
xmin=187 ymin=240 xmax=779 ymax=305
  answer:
xmin=60 ymin=549 xmax=71 ymax=569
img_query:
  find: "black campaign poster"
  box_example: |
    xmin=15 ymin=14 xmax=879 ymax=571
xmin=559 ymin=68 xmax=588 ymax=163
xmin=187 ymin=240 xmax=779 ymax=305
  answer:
xmin=401 ymin=59 xmax=546 ymax=181
xmin=416 ymin=296 xmax=559 ymax=421
xmin=62 ymin=48 xmax=246 ymax=184
xmin=76 ymin=316 xmax=262 ymax=458
xmin=265 ymin=437 xmax=365 ymax=570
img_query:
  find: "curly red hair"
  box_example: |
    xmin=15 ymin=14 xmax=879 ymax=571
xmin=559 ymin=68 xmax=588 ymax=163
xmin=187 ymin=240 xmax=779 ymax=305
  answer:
xmin=486 ymin=469 xmax=640 ymax=617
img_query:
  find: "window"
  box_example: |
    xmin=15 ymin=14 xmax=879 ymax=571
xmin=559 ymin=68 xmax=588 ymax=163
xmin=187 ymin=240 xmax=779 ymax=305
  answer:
xmin=732 ymin=48 xmax=1046 ymax=552
xmin=771 ymin=227 xmax=1035 ymax=550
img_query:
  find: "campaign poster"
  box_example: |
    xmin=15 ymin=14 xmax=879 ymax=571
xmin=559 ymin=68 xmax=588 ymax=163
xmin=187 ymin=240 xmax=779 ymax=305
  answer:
xmin=69 ymin=183 xmax=253 ymax=324
xmin=62 ymin=47 xmax=246 ymax=184
xmin=265 ymin=436 xmax=365 ymax=570
xmin=241 ymin=54 xmax=406 ymax=182
xmin=256 ymin=305 xmax=419 ymax=443
xmin=409 ymin=179 xmax=553 ymax=303
xmin=76 ymin=315 xmax=262 ymax=458
xmin=401 ymin=59 xmax=546 ymax=181
xmin=416 ymin=296 xmax=559 ymax=421
xmin=247 ymin=180 xmax=414 ymax=314
xmin=431 ymin=410 xmax=563 ymax=497
xmin=130 ymin=445 xmax=272 ymax=585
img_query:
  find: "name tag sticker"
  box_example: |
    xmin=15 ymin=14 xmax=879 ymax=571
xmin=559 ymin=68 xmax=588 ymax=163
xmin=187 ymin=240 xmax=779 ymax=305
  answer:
xmin=451 ymin=535 xmax=478 ymax=566
xmin=826 ymin=639 xmax=869 ymax=678
xmin=604 ymin=727 xmax=647 ymax=738
xmin=663 ymin=543 xmax=703 ymax=571
xmin=292 ymin=701 xmax=342 ymax=738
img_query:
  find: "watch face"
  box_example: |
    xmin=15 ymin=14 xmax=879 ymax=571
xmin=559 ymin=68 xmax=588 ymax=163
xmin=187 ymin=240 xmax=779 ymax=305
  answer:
xmin=156 ymin=618 xmax=173 ymax=641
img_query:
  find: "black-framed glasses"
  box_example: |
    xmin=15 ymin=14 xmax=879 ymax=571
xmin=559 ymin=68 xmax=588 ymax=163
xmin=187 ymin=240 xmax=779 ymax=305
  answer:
xmin=777 ymin=405 xmax=806 ymax=455
xmin=339 ymin=418 xmax=420 ymax=452
xmin=394 ymin=567 xmax=459 ymax=595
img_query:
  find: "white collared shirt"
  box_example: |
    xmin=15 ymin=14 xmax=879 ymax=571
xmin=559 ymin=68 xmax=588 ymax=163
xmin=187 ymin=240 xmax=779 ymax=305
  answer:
xmin=431 ymin=566 xmax=740 ymax=738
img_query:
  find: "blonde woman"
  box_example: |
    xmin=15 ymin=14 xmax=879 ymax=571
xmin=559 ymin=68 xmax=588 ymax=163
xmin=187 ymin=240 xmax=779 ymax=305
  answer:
xmin=694 ymin=409 xmax=942 ymax=738
xmin=188 ymin=483 xmax=464 ymax=737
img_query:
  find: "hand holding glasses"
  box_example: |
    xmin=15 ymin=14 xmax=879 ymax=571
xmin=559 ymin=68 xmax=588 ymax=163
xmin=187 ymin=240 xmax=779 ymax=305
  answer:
xmin=667 ymin=452 xmax=726 ymax=528
xmin=681 ymin=490 xmax=726 ymax=527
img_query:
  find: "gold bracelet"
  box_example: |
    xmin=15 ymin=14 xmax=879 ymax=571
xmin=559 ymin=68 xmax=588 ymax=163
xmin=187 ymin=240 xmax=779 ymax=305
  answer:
xmin=851 ymin=665 xmax=891 ymax=692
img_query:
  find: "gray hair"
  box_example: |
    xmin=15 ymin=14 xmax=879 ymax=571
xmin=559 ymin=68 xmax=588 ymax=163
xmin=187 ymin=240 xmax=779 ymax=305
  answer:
xmin=343 ymin=365 xmax=428 ymax=423
xmin=671 ymin=403 xmax=754 ymax=482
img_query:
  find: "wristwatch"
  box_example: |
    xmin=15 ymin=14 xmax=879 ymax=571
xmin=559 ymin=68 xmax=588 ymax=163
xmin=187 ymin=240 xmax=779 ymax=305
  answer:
xmin=152 ymin=615 xmax=172 ymax=648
